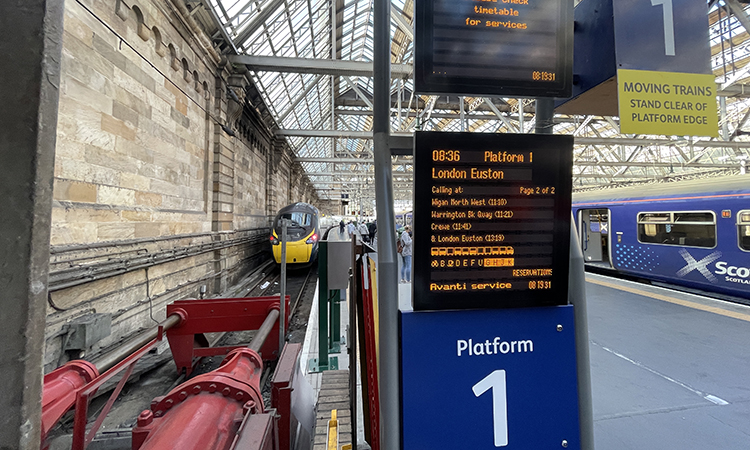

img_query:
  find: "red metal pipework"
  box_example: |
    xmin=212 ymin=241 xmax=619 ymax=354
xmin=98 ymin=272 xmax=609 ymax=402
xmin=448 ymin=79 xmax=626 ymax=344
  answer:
xmin=41 ymin=360 xmax=99 ymax=440
xmin=40 ymin=313 xmax=185 ymax=447
xmin=166 ymin=296 xmax=289 ymax=376
xmin=132 ymin=347 xmax=266 ymax=450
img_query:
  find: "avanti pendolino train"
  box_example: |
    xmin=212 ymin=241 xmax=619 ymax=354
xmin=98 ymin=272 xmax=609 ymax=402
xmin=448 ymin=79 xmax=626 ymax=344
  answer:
xmin=572 ymin=175 xmax=750 ymax=299
xmin=270 ymin=203 xmax=320 ymax=266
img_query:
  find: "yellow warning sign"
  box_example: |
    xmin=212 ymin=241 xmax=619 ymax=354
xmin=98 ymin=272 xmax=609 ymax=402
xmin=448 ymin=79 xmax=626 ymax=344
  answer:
xmin=618 ymin=69 xmax=718 ymax=137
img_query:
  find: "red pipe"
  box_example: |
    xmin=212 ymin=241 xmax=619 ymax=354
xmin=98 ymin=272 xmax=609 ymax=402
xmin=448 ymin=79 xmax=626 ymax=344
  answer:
xmin=133 ymin=395 xmax=247 ymax=449
xmin=41 ymin=312 xmax=185 ymax=444
xmin=41 ymin=360 xmax=99 ymax=439
xmin=132 ymin=347 xmax=265 ymax=450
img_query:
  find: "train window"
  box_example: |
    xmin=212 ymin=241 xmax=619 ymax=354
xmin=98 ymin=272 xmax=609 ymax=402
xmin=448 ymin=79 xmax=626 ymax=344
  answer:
xmin=277 ymin=212 xmax=312 ymax=227
xmin=638 ymin=213 xmax=671 ymax=222
xmin=637 ymin=211 xmax=716 ymax=248
xmin=674 ymin=212 xmax=714 ymax=223
xmin=739 ymin=211 xmax=750 ymax=251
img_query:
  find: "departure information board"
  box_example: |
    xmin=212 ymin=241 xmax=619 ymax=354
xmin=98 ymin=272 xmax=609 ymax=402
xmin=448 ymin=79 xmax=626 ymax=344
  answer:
xmin=412 ymin=132 xmax=573 ymax=311
xmin=414 ymin=0 xmax=573 ymax=98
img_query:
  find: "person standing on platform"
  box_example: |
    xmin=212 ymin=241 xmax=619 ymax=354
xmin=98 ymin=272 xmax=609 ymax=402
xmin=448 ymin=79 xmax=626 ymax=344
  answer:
xmin=347 ymin=221 xmax=356 ymax=239
xmin=358 ymin=221 xmax=369 ymax=242
xmin=368 ymin=220 xmax=377 ymax=243
xmin=339 ymin=220 xmax=345 ymax=235
xmin=400 ymin=226 xmax=412 ymax=283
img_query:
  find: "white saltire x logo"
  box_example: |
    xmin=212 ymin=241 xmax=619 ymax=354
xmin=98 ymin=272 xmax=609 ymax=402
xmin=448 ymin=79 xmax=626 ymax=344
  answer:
xmin=677 ymin=249 xmax=722 ymax=283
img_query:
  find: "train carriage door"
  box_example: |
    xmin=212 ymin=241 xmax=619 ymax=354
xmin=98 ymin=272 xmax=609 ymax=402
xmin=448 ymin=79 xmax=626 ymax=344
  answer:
xmin=579 ymin=209 xmax=610 ymax=264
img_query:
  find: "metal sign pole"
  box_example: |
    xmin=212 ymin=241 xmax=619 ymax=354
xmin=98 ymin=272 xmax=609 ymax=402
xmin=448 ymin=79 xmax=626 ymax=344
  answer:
xmin=280 ymin=219 xmax=288 ymax=355
xmin=535 ymin=98 xmax=555 ymax=135
xmin=537 ymin=99 xmax=594 ymax=450
xmin=373 ymin=0 xmax=401 ymax=447
xmin=568 ymin=218 xmax=595 ymax=450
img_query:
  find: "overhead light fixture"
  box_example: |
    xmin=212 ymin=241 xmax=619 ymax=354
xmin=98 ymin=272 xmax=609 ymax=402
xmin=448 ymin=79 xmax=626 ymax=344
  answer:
xmin=220 ymin=123 xmax=236 ymax=137
xmin=227 ymin=88 xmax=241 ymax=104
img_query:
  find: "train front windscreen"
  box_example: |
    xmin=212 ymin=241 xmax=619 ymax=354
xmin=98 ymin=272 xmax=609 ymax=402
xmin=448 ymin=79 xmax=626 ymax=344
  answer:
xmin=276 ymin=212 xmax=314 ymax=240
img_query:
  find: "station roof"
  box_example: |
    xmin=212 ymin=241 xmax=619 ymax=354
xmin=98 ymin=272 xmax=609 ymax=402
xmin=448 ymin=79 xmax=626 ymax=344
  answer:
xmin=195 ymin=0 xmax=750 ymax=206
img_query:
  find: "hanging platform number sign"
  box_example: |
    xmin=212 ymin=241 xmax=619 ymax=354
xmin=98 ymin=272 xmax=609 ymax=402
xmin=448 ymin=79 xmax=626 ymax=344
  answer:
xmin=473 ymin=370 xmax=509 ymax=447
xmin=401 ymin=307 xmax=582 ymax=449
xmin=615 ymin=0 xmax=717 ymax=137
xmin=650 ymin=0 xmax=675 ymax=57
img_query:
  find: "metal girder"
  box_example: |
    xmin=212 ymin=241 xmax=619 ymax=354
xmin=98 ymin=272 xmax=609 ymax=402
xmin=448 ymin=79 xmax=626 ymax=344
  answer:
xmin=335 ymin=109 xmax=606 ymax=126
xmin=227 ymin=55 xmax=413 ymax=78
xmin=720 ymin=84 xmax=750 ymax=97
xmin=337 ymin=109 xmax=503 ymax=120
xmin=573 ymin=174 xmax=655 ymax=178
xmin=306 ymin=173 xmax=412 ymax=177
xmin=575 ymin=161 xmax=738 ymax=168
xmin=577 ymin=137 xmax=750 ymax=149
xmin=299 ymin=156 xmax=741 ymax=169
xmin=280 ymin=129 xmax=750 ymax=150
xmin=484 ymin=98 xmax=518 ymax=132
xmin=233 ymin=0 xmax=286 ymax=48
xmin=391 ymin=6 xmax=413 ymax=41
xmin=296 ymin=157 xmax=409 ymax=163
xmin=343 ymin=77 xmax=374 ymax=109
xmin=201 ymin=1 xmax=238 ymax=54
xmin=724 ymin=0 xmax=750 ymax=37
xmin=278 ymin=129 xmax=413 ymax=139
xmin=312 ymin=181 xmax=413 ymax=186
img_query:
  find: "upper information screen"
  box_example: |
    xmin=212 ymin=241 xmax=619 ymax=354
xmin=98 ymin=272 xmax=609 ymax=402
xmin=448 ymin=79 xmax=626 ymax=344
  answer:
xmin=412 ymin=132 xmax=573 ymax=311
xmin=414 ymin=0 xmax=573 ymax=98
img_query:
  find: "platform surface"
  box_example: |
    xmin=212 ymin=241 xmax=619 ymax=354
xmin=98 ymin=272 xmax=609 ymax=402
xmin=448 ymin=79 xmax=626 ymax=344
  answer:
xmin=584 ymin=273 xmax=750 ymax=449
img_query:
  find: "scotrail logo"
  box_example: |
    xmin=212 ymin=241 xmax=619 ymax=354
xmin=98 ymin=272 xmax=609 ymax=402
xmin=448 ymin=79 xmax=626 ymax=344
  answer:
xmin=676 ymin=249 xmax=722 ymax=283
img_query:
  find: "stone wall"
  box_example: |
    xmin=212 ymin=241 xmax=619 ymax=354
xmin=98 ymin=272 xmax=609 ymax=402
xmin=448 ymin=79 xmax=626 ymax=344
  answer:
xmin=44 ymin=0 xmax=319 ymax=371
xmin=54 ymin=0 xmax=214 ymax=245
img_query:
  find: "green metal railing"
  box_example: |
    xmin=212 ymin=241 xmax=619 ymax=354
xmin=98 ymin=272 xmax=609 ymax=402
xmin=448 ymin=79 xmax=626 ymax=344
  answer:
xmin=309 ymin=241 xmax=342 ymax=372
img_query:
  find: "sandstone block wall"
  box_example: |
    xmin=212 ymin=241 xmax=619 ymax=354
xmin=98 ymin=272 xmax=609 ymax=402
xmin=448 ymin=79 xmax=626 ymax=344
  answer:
xmin=45 ymin=0 xmax=320 ymax=371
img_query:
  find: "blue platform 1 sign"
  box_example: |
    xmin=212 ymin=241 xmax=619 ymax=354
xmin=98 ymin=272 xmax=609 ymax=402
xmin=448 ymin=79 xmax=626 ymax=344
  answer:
xmin=401 ymin=306 xmax=581 ymax=449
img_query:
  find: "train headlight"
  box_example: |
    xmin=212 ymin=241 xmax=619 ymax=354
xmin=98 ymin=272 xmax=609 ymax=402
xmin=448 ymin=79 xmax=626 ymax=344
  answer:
xmin=270 ymin=235 xmax=280 ymax=245
xmin=306 ymin=234 xmax=318 ymax=244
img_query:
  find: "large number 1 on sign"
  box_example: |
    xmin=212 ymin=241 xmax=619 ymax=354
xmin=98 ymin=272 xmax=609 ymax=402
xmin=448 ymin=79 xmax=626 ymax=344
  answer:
xmin=651 ymin=0 xmax=675 ymax=56
xmin=472 ymin=370 xmax=509 ymax=447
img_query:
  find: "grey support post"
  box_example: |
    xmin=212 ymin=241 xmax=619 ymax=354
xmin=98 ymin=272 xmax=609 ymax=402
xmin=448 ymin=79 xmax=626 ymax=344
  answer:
xmin=535 ymin=98 xmax=555 ymax=135
xmin=568 ymin=218 xmax=595 ymax=450
xmin=280 ymin=220 xmax=288 ymax=354
xmin=0 ymin=0 xmax=64 ymax=447
xmin=373 ymin=0 xmax=401 ymax=448
xmin=536 ymin=98 xmax=595 ymax=450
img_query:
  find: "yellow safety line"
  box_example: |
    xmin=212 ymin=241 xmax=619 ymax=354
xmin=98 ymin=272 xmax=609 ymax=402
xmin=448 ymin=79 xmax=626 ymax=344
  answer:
xmin=327 ymin=409 xmax=339 ymax=450
xmin=586 ymin=275 xmax=750 ymax=323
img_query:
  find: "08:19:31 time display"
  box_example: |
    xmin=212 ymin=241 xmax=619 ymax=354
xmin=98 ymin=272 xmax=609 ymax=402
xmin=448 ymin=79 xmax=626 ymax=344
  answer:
xmin=532 ymin=71 xmax=556 ymax=82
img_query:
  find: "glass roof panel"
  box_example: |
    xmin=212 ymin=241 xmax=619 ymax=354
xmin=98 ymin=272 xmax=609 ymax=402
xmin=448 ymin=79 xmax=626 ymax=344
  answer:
xmin=207 ymin=0 xmax=750 ymax=196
